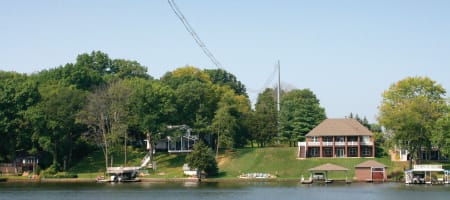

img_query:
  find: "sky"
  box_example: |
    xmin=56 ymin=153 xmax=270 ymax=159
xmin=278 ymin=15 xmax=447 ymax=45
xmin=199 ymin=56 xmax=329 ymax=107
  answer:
xmin=1 ymin=0 xmax=450 ymax=123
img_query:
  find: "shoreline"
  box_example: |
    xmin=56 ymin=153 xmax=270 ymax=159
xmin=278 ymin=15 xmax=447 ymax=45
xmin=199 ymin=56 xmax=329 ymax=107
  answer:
xmin=1 ymin=177 xmax=403 ymax=184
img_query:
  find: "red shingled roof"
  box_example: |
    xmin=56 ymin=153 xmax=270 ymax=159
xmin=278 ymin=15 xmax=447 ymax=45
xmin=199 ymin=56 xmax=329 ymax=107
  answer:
xmin=305 ymin=119 xmax=373 ymax=137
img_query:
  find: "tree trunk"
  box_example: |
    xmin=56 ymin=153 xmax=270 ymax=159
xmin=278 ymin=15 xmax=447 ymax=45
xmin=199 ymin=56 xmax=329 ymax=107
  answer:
xmin=197 ymin=169 xmax=202 ymax=182
xmin=53 ymin=140 xmax=58 ymax=168
xmin=216 ymin=132 xmax=220 ymax=159
xmin=124 ymin=131 xmax=127 ymax=166
xmin=103 ymin=140 xmax=109 ymax=171
xmin=147 ymin=132 xmax=153 ymax=165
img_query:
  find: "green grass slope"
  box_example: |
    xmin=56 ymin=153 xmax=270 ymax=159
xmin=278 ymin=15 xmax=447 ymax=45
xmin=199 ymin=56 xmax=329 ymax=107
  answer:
xmin=217 ymin=147 xmax=398 ymax=179
xmin=69 ymin=147 xmax=408 ymax=180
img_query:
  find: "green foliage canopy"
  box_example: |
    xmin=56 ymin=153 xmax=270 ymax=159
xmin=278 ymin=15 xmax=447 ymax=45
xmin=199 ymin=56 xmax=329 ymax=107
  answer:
xmin=185 ymin=140 xmax=218 ymax=178
xmin=279 ymin=89 xmax=326 ymax=146
xmin=378 ymin=76 xmax=447 ymax=163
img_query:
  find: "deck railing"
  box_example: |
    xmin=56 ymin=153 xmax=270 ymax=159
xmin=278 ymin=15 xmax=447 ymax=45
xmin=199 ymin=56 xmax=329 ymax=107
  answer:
xmin=307 ymin=142 xmax=320 ymax=146
xmin=360 ymin=141 xmax=373 ymax=145
xmin=335 ymin=142 xmax=345 ymax=146
xmin=413 ymin=165 xmax=443 ymax=170
xmin=322 ymin=142 xmax=333 ymax=146
xmin=347 ymin=141 xmax=358 ymax=146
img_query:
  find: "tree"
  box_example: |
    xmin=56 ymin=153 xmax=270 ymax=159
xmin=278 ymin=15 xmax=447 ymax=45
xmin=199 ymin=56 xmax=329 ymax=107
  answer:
xmin=211 ymin=86 xmax=251 ymax=152
xmin=280 ymin=89 xmax=326 ymax=146
xmin=185 ymin=140 xmax=218 ymax=180
xmin=252 ymin=88 xmax=278 ymax=147
xmin=161 ymin=66 xmax=252 ymax=149
xmin=431 ymin=103 xmax=450 ymax=157
xmin=204 ymin=68 xmax=247 ymax=96
xmin=78 ymin=81 xmax=131 ymax=170
xmin=378 ymin=76 xmax=447 ymax=168
xmin=25 ymin=84 xmax=86 ymax=170
xmin=127 ymin=78 xmax=175 ymax=164
xmin=0 ymin=71 xmax=40 ymax=162
xmin=107 ymin=59 xmax=150 ymax=80
xmin=161 ymin=66 xmax=211 ymax=89
xmin=161 ymin=67 xmax=218 ymax=128
xmin=33 ymin=51 xmax=151 ymax=91
xmin=347 ymin=113 xmax=373 ymax=131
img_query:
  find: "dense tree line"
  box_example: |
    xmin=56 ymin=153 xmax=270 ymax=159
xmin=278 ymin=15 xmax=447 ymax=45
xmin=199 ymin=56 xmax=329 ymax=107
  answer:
xmin=0 ymin=51 xmax=328 ymax=173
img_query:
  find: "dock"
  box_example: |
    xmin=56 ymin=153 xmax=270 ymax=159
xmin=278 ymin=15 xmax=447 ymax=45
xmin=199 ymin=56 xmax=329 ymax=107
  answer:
xmin=405 ymin=165 xmax=449 ymax=184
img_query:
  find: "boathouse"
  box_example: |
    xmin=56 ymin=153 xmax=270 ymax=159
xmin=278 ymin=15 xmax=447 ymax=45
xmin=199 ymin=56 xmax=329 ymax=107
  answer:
xmin=306 ymin=163 xmax=350 ymax=183
xmin=354 ymin=160 xmax=387 ymax=182
xmin=405 ymin=165 xmax=449 ymax=184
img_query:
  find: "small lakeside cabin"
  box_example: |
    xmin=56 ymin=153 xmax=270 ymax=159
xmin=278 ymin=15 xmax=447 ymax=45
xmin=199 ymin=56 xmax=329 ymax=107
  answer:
xmin=405 ymin=165 xmax=449 ymax=184
xmin=104 ymin=167 xmax=141 ymax=182
xmin=354 ymin=160 xmax=387 ymax=182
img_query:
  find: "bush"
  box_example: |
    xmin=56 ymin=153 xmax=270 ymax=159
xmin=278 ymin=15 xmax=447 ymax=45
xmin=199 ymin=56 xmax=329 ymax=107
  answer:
xmin=205 ymin=156 xmax=219 ymax=177
xmin=388 ymin=170 xmax=404 ymax=182
xmin=42 ymin=172 xmax=78 ymax=179
xmin=40 ymin=163 xmax=59 ymax=176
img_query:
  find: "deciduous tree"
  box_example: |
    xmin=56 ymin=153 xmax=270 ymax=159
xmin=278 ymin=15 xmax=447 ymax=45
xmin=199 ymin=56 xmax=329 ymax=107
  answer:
xmin=0 ymin=71 xmax=40 ymax=162
xmin=25 ymin=84 xmax=86 ymax=170
xmin=378 ymin=76 xmax=447 ymax=167
xmin=78 ymin=81 xmax=130 ymax=170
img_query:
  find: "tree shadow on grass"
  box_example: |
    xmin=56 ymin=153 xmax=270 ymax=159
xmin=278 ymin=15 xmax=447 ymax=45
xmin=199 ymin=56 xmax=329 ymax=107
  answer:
xmin=216 ymin=171 xmax=227 ymax=178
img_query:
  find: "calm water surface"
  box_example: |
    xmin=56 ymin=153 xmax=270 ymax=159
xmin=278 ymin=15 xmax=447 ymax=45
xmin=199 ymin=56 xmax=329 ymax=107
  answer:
xmin=0 ymin=182 xmax=449 ymax=200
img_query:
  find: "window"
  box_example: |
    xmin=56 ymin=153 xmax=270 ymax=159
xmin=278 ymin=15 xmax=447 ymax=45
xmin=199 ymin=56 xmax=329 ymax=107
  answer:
xmin=362 ymin=147 xmax=372 ymax=157
xmin=323 ymin=148 xmax=332 ymax=156
xmin=336 ymin=148 xmax=345 ymax=157
xmin=362 ymin=136 xmax=370 ymax=143
xmin=372 ymin=168 xmax=384 ymax=172
xmin=323 ymin=137 xmax=332 ymax=142
xmin=348 ymin=147 xmax=357 ymax=156
xmin=311 ymin=137 xmax=319 ymax=142
xmin=336 ymin=136 xmax=345 ymax=142
xmin=309 ymin=147 xmax=320 ymax=157
xmin=348 ymin=136 xmax=357 ymax=142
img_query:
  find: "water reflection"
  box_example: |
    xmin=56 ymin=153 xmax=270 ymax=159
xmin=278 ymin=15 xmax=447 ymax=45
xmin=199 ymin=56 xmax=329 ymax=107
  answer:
xmin=0 ymin=182 xmax=449 ymax=200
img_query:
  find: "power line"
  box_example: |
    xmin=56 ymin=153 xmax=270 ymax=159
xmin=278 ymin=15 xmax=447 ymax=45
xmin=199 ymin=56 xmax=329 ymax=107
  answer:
xmin=168 ymin=0 xmax=223 ymax=69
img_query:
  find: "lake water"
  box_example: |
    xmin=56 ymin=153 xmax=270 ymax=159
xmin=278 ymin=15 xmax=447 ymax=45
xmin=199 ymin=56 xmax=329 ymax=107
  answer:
xmin=0 ymin=182 xmax=449 ymax=200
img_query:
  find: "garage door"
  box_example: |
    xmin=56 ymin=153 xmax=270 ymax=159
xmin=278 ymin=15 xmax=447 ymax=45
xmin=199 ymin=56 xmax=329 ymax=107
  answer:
xmin=372 ymin=172 xmax=384 ymax=180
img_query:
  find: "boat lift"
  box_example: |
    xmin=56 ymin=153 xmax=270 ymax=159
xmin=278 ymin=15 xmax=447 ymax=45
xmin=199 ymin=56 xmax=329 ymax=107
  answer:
xmin=405 ymin=165 xmax=449 ymax=184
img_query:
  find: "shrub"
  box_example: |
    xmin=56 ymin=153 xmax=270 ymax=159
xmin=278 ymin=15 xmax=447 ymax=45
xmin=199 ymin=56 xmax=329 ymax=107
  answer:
xmin=42 ymin=172 xmax=78 ymax=179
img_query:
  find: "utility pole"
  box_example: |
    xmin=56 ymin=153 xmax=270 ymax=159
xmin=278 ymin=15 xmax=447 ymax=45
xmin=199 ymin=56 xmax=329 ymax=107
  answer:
xmin=277 ymin=60 xmax=281 ymax=113
xmin=276 ymin=60 xmax=281 ymax=142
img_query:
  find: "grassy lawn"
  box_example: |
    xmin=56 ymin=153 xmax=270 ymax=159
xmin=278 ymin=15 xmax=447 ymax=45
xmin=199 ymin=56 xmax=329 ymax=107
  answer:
xmin=68 ymin=147 xmax=147 ymax=178
xmin=217 ymin=147 xmax=406 ymax=180
xmin=142 ymin=153 xmax=187 ymax=178
xmin=68 ymin=147 xmax=187 ymax=179
xmin=67 ymin=146 xmax=431 ymax=181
